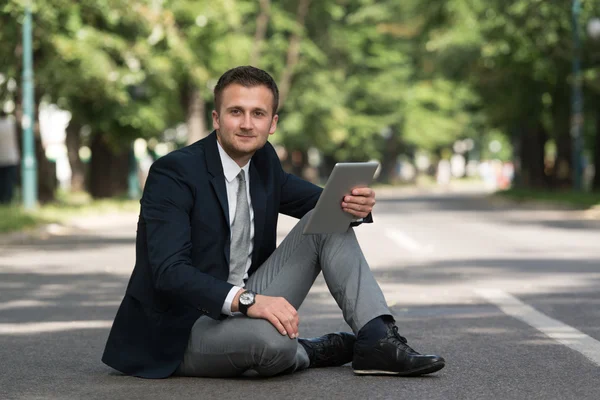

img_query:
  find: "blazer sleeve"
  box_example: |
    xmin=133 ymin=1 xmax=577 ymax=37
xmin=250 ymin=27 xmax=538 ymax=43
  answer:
xmin=278 ymin=162 xmax=322 ymax=219
xmin=141 ymin=155 xmax=233 ymax=320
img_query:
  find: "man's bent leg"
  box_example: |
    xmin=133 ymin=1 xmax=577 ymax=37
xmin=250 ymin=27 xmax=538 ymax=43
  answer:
xmin=247 ymin=211 xmax=392 ymax=333
xmin=176 ymin=315 xmax=300 ymax=377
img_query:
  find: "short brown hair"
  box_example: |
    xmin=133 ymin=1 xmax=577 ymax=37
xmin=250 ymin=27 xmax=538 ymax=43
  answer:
xmin=213 ymin=66 xmax=279 ymax=115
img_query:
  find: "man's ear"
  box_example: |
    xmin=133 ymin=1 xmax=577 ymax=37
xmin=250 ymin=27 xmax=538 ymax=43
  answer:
xmin=212 ymin=110 xmax=220 ymax=130
xmin=269 ymin=114 xmax=278 ymax=135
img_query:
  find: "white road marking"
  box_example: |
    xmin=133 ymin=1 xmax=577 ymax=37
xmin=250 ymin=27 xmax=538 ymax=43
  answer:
xmin=475 ymin=288 xmax=600 ymax=366
xmin=0 ymin=320 xmax=113 ymax=335
xmin=385 ymin=228 xmax=433 ymax=254
xmin=0 ymin=300 xmax=54 ymax=311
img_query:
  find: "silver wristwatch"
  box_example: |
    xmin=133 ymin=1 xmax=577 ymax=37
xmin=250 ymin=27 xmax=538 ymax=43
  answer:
xmin=239 ymin=290 xmax=256 ymax=315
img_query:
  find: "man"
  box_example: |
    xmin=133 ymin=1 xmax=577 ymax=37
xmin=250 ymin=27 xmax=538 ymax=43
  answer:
xmin=0 ymin=111 xmax=20 ymax=204
xmin=102 ymin=66 xmax=445 ymax=379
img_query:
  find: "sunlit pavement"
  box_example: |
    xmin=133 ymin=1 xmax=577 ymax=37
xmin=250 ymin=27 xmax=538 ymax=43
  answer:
xmin=1 ymin=186 xmax=600 ymax=400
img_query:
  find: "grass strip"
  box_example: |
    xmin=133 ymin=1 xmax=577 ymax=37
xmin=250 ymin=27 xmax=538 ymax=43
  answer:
xmin=0 ymin=191 xmax=140 ymax=234
xmin=496 ymin=188 xmax=600 ymax=209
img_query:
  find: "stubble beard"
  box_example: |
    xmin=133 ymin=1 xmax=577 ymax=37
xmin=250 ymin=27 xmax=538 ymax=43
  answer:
xmin=217 ymin=129 xmax=262 ymax=161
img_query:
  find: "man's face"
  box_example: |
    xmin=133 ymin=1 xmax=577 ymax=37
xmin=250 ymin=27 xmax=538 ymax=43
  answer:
xmin=212 ymin=83 xmax=278 ymax=166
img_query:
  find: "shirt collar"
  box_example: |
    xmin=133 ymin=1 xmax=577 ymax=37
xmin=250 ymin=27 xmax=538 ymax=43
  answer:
xmin=217 ymin=140 xmax=251 ymax=183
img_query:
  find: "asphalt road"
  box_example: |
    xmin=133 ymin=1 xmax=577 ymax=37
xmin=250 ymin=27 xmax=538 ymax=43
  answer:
xmin=1 ymin=187 xmax=600 ymax=400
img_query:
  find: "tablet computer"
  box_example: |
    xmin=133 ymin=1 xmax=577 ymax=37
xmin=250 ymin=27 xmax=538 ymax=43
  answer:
xmin=303 ymin=162 xmax=379 ymax=235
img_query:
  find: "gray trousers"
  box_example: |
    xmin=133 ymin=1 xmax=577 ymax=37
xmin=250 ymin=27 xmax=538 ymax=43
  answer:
xmin=176 ymin=211 xmax=392 ymax=378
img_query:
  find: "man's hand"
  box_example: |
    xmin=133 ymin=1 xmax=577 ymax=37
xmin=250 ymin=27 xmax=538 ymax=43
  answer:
xmin=232 ymin=290 xmax=299 ymax=339
xmin=341 ymin=187 xmax=376 ymax=219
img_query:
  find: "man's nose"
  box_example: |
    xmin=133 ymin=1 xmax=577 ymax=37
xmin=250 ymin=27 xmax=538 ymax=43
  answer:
xmin=240 ymin=113 xmax=252 ymax=129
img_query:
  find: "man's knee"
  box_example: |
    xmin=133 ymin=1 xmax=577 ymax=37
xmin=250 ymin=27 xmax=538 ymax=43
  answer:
xmin=297 ymin=209 xmax=314 ymax=227
xmin=248 ymin=321 xmax=297 ymax=375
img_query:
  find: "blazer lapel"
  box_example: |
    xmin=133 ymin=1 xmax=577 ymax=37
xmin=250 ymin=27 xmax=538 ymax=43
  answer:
xmin=204 ymin=132 xmax=231 ymax=263
xmin=249 ymin=161 xmax=266 ymax=272
xmin=205 ymin=132 xmax=229 ymax=225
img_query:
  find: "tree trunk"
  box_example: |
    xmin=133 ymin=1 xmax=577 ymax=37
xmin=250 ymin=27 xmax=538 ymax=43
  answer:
xmin=183 ymin=84 xmax=208 ymax=145
xmin=65 ymin=119 xmax=86 ymax=192
xmin=514 ymin=122 xmax=548 ymax=189
xmin=378 ymin=127 xmax=402 ymax=184
xmin=250 ymin=0 xmax=271 ymax=66
xmin=318 ymin=154 xmax=336 ymax=182
xmin=278 ymin=0 xmax=312 ymax=110
xmin=289 ymin=149 xmax=307 ymax=177
xmin=553 ymin=127 xmax=572 ymax=188
xmin=35 ymin=135 xmax=56 ymax=204
xmin=89 ymin=134 xmax=128 ymax=198
xmin=593 ymin=106 xmax=600 ymax=192
xmin=551 ymin=84 xmax=572 ymax=189
xmin=35 ymin=98 xmax=56 ymax=204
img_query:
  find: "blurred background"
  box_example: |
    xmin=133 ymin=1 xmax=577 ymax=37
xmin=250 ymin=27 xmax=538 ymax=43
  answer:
xmin=1 ymin=0 xmax=600 ymax=226
xmin=5 ymin=3 xmax=600 ymax=396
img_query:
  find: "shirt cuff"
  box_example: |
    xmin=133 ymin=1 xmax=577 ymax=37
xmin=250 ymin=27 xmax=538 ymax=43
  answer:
xmin=222 ymin=286 xmax=243 ymax=316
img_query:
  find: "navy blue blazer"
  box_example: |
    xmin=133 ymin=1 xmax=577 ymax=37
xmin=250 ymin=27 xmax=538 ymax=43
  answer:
xmin=102 ymin=131 xmax=371 ymax=378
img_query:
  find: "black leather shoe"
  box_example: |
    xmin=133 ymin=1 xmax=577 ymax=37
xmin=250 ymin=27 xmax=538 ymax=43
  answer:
xmin=299 ymin=332 xmax=356 ymax=368
xmin=352 ymin=325 xmax=445 ymax=376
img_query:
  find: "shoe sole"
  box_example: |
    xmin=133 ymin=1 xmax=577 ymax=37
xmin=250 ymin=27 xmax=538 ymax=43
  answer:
xmin=353 ymin=360 xmax=445 ymax=377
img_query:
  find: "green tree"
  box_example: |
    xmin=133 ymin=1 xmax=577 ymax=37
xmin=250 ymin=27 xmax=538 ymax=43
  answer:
xmin=421 ymin=0 xmax=600 ymax=190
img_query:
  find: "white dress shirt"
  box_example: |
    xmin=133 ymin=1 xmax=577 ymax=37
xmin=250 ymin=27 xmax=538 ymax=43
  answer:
xmin=217 ymin=141 xmax=255 ymax=315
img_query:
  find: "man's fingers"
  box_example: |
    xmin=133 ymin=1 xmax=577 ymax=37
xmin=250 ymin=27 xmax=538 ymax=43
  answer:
xmin=343 ymin=202 xmax=366 ymax=212
xmin=266 ymin=314 xmax=288 ymax=336
xmin=342 ymin=202 xmax=372 ymax=217
xmin=344 ymin=195 xmax=375 ymax=207
xmin=250 ymin=295 xmax=300 ymax=338
xmin=285 ymin=304 xmax=298 ymax=319
xmin=350 ymin=187 xmax=373 ymax=196
xmin=276 ymin=310 xmax=298 ymax=339
xmin=342 ymin=206 xmax=369 ymax=219
xmin=339 ymin=186 xmax=376 ymax=218
xmin=344 ymin=195 xmax=365 ymax=206
xmin=282 ymin=301 xmax=299 ymax=336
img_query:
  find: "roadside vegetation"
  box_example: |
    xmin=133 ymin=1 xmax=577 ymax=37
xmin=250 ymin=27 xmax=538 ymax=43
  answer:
xmin=496 ymin=189 xmax=600 ymax=209
xmin=0 ymin=191 xmax=139 ymax=234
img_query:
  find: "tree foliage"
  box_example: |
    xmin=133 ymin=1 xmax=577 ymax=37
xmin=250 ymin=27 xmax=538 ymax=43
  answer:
xmin=2 ymin=0 xmax=600 ymax=193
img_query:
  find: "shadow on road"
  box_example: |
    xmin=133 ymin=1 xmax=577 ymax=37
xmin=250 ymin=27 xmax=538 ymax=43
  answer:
xmin=0 ymin=235 xmax=136 ymax=255
xmin=0 ymin=270 xmax=126 ymax=324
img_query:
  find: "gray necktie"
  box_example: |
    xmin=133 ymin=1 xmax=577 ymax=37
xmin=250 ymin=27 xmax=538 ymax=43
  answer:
xmin=228 ymin=170 xmax=250 ymax=286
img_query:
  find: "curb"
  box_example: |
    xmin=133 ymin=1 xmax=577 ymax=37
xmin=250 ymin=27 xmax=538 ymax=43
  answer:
xmin=0 ymin=223 xmax=82 ymax=246
xmin=583 ymin=205 xmax=600 ymax=220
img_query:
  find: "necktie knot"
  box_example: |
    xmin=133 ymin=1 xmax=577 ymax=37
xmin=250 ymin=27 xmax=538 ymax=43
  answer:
xmin=237 ymin=170 xmax=246 ymax=183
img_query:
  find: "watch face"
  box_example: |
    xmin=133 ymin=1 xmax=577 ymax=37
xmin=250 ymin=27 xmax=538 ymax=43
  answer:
xmin=240 ymin=291 xmax=255 ymax=306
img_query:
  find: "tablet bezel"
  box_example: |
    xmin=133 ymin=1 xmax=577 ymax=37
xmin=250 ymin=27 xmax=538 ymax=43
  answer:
xmin=302 ymin=162 xmax=379 ymax=235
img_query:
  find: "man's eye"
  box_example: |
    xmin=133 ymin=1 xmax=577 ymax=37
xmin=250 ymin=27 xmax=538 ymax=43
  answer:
xmin=254 ymin=112 xmax=264 ymax=117
xmin=231 ymin=109 xmax=240 ymax=115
